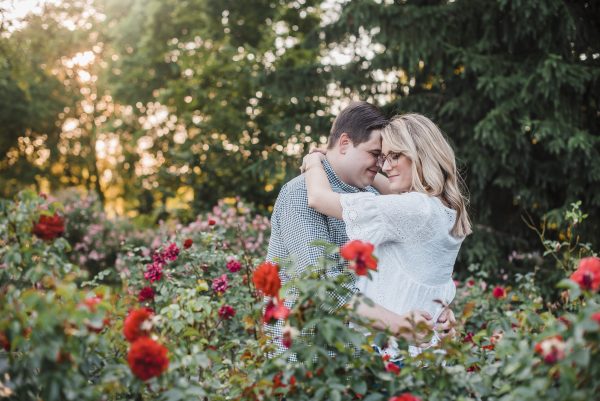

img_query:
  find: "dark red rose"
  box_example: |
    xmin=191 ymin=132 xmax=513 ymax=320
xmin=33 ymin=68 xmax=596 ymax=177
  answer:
xmin=226 ymin=258 xmax=242 ymax=273
xmin=33 ymin=212 xmax=65 ymax=241
xmin=492 ymin=286 xmax=506 ymax=299
xmin=0 ymin=332 xmax=9 ymax=351
xmin=138 ymin=287 xmax=155 ymax=302
xmin=218 ymin=305 xmax=236 ymax=320
xmin=389 ymin=393 xmax=422 ymax=401
xmin=183 ymin=238 xmax=193 ymax=249
xmin=282 ymin=330 xmax=292 ymax=349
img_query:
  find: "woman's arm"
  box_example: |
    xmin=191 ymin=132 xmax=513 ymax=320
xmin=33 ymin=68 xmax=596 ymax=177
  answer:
xmin=302 ymin=153 xmax=343 ymax=219
xmin=350 ymin=295 xmax=434 ymax=344
xmin=372 ymin=173 xmax=393 ymax=195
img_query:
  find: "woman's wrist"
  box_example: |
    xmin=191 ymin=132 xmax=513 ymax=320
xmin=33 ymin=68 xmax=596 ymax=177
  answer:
xmin=304 ymin=158 xmax=322 ymax=171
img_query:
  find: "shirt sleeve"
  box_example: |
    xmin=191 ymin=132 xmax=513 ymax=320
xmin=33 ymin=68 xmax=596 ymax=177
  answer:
xmin=340 ymin=191 xmax=435 ymax=246
xmin=278 ymin=186 xmax=332 ymax=276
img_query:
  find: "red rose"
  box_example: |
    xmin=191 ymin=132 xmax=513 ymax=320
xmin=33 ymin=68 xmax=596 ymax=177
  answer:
xmin=282 ymin=329 xmax=293 ymax=349
xmin=32 ymin=212 xmax=65 ymax=241
xmin=56 ymin=350 xmax=73 ymax=364
xmin=263 ymin=299 xmax=290 ymax=324
xmin=558 ymin=316 xmax=571 ymax=327
xmin=138 ymin=287 xmax=155 ymax=302
xmin=226 ymin=258 xmax=242 ymax=273
xmin=144 ymin=262 xmax=163 ymax=283
xmin=127 ymin=337 xmax=169 ymax=381
xmin=208 ymin=218 xmax=216 ymax=226
xmin=340 ymin=240 xmax=377 ymax=276
xmin=82 ymin=295 xmax=108 ymax=333
xmin=467 ymin=279 xmax=475 ymax=287
xmin=163 ymin=243 xmax=180 ymax=261
xmin=183 ymin=238 xmax=193 ymax=249
xmin=252 ymin=261 xmax=281 ymax=298
xmin=211 ymin=274 xmax=229 ymax=294
xmin=83 ymin=295 xmax=102 ymax=312
xmin=591 ymin=312 xmax=600 ymax=325
xmin=389 ymin=393 xmax=422 ymax=401
xmin=123 ymin=308 xmax=153 ymax=342
xmin=492 ymin=286 xmax=506 ymax=299
xmin=385 ymin=362 xmax=401 ymax=374
xmin=466 ymin=364 xmax=480 ymax=372
xmin=570 ymin=257 xmax=600 ymax=291
xmin=0 ymin=332 xmax=9 ymax=351
xmin=534 ymin=335 xmax=566 ymax=364
xmin=218 ymin=305 xmax=236 ymax=320
xmin=273 ymin=372 xmax=286 ymax=388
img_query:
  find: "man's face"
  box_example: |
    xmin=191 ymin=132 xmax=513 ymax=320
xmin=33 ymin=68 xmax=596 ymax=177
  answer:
xmin=340 ymin=130 xmax=382 ymax=188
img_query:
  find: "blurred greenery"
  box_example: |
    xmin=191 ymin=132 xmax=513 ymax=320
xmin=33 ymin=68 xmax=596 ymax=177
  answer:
xmin=0 ymin=0 xmax=599 ymax=276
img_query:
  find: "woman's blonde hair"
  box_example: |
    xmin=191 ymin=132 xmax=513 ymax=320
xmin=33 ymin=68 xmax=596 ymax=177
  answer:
xmin=381 ymin=113 xmax=472 ymax=237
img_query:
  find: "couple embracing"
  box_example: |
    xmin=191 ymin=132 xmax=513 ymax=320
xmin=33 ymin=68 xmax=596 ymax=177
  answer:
xmin=266 ymin=101 xmax=471 ymax=360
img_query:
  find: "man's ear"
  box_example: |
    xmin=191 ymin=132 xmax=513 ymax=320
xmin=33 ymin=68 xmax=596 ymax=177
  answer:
xmin=338 ymin=133 xmax=352 ymax=154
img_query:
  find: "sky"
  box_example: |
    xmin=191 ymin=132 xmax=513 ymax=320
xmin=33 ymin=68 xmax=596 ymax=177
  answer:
xmin=2 ymin=0 xmax=52 ymax=18
xmin=1 ymin=0 xmax=60 ymax=30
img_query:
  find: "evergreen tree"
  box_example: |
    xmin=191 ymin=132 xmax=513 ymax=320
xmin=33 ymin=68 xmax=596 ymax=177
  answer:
xmin=325 ymin=0 xmax=600 ymax=273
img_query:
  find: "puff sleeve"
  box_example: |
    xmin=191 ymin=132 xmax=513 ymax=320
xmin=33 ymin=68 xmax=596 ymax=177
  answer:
xmin=340 ymin=192 xmax=435 ymax=246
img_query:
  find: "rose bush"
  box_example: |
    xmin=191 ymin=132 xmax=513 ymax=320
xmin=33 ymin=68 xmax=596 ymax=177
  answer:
xmin=1 ymin=190 xmax=599 ymax=401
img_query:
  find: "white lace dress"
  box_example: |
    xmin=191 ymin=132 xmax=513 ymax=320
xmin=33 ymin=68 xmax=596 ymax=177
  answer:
xmin=340 ymin=191 xmax=463 ymax=356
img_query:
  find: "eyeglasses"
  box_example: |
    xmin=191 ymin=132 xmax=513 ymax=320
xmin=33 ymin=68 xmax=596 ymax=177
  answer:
xmin=377 ymin=151 xmax=403 ymax=167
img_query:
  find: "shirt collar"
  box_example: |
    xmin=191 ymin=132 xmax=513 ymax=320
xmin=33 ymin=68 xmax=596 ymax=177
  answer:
xmin=322 ymin=158 xmax=370 ymax=193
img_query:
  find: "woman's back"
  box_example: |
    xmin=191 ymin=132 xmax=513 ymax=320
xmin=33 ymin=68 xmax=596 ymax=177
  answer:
xmin=341 ymin=191 xmax=463 ymax=320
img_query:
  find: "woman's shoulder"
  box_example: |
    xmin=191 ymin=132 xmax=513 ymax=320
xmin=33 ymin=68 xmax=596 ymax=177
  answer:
xmin=378 ymin=191 xmax=433 ymax=209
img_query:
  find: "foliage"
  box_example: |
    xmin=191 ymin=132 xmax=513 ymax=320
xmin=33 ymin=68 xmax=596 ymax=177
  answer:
xmin=1 ymin=190 xmax=600 ymax=400
xmin=324 ymin=0 xmax=600 ymax=273
xmin=1 ymin=0 xmax=598 ymax=277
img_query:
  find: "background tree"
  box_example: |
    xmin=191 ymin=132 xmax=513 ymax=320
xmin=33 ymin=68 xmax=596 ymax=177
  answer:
xmin=1 ymin=0 xmax=598 ymax=278
xmin=324 ymin=0 xmax=600 ymax=276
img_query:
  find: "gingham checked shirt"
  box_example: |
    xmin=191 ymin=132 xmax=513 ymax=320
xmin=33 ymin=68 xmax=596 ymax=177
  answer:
xmin=265 ymin=158 xmax=378 ymax=355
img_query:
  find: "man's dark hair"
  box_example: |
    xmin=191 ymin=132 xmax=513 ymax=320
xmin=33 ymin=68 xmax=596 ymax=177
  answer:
xmin=327 ymin=101 xmax=388 ymax=149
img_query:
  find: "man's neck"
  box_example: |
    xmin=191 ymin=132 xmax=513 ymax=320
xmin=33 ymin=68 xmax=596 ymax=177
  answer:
xmin=325 ymin=154 xmax=359 ymax=189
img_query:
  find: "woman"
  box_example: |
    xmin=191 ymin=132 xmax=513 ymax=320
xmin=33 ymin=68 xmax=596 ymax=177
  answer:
xmin=302 ymin=113 xmax=471 ymax=357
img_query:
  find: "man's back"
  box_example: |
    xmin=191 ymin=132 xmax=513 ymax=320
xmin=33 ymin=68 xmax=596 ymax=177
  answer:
xmin=265 ymin=159 xmax=377 ymax=355
xmin=267 ymin=159 xmax=377 ymax=274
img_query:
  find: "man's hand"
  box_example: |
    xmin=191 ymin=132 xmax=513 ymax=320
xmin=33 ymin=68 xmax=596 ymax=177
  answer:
xmin=435 ymin=306 xmax=456 ymax=339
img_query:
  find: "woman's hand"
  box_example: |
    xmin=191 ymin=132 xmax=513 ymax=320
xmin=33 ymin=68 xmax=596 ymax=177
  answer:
xmin=300 ymin=150 xmax=326 ymax=173
xmin=435 ymin=306 xmax=456 ymax=339
xmin=396 ymin=310 xmax=435 ymax=345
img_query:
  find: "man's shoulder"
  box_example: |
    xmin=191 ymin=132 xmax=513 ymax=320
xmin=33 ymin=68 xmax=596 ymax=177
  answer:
xmin=277 ymin=175 xmax=307 ymax=197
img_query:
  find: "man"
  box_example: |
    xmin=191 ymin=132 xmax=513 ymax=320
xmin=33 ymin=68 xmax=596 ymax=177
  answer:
xmin=266 ymin=101 xmax=454 ymax=354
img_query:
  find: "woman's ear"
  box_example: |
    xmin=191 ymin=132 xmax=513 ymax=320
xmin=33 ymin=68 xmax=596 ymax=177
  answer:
xmin=338 ymin=132 xmax=352 ymax=154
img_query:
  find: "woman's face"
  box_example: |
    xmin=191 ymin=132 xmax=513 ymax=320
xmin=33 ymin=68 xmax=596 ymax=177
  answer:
xmin=380 ymin=141 xmax=413 ymax=193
